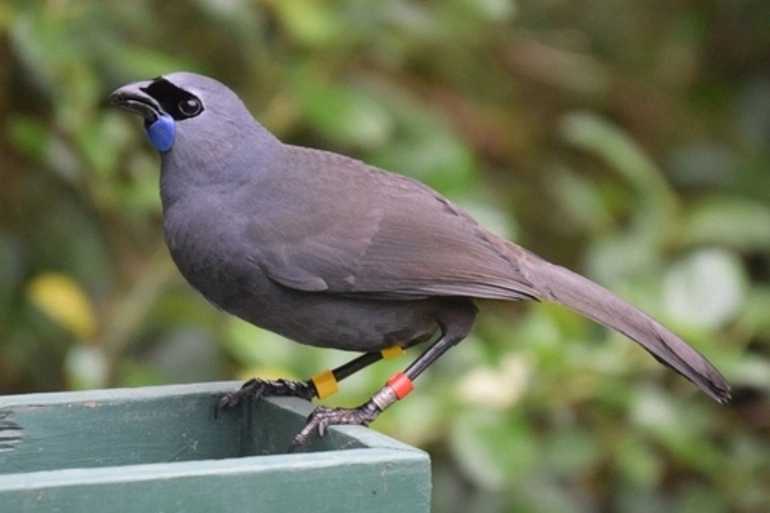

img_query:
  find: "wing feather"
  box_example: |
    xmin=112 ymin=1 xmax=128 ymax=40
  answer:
xmin=248 ymin=147 xmax=540 ymax=301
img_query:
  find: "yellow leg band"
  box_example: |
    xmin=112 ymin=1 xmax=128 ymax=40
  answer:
xmin=380 ymin=345 xmax=405 ymax=360
xmin=311 ymin=369 xmax=339 ymax=399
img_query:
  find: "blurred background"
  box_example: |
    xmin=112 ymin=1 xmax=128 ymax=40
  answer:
xmin=1 ymin=1 xmax=769 ymax=511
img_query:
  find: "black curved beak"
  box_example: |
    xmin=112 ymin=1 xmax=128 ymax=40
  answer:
xmin=109 ymin=81 xmax=161 ymax=123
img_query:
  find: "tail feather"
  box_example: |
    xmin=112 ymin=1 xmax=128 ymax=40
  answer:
xmin=525 ymin=257 xmax=731 ymax=403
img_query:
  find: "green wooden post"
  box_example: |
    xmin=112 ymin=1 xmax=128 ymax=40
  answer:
xmin=0 ymin=382 xmax=431 ymax=512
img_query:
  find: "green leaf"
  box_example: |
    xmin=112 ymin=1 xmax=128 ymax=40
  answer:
xmin=449 ymin=409 xmax=537 ymax=489
xmin=674 ymin=484 xmax=729 ymax=513
xmin=631 ymin=388 xmax=722 ymax=472
xmin=724 ymin=354 xmax=770 ymax=390
xmin=682 ymin=195 xmax=770 ymax=251
xmin=64 ymin=345 xmax=109 ymax=390
xmin=542 ymin=428 xmax=600 ymax=476
xmin=7 ymin=116 xmax=49 ymax=159
xmin=616 ymin=435 xmax=663 ymax=489
xmin=145 ymin=326 xmax=221 ymax=383
xmin=663 ymin=248 xmax=748 ymax=331
xmin=295 ymin=79 xmax=394 ymax=148
xmin=272 ymin=0 xmax=341 ymax=46
xmin=559 ymin=111 xmax=676 ymax=208
xmin=739 ymin=286 xmax=770 ymax=334
xmin=371 ymin=128 xmax=477 ymax=196
xmin=221 ymin=318 xmax=296 ymax=367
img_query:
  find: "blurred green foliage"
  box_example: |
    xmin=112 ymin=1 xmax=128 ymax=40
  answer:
xmin=2 ymin=1 xmax=769 ymax=512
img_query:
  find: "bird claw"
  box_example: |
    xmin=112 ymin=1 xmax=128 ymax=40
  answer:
xmin=288 ymin=402 xmax=380 ymax=451
xmin=217 ymin=380 xmax=382 ymax=452
xmin=215 ymin=378 xmax=316 ymax=418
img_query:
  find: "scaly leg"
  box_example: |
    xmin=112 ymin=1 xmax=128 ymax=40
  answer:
xmin=215 ymin=348 xmax=402 ymax=416
xmin=289 ymin=305 xmax=476 ymax=450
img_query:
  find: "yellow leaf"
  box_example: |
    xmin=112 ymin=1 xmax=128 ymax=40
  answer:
xmin=27 ymin=273 xmax=98 ymax=341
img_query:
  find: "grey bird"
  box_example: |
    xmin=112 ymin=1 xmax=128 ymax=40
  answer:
xmin=110 ymin=72 xmax=730 ymax=448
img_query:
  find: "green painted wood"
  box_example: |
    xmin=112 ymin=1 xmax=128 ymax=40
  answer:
xmin=0 ymin=382 xmax=431 ymax=512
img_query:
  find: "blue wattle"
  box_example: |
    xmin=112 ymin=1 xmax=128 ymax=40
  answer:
xmin=145 ymin=113 xmax=176 ymax=152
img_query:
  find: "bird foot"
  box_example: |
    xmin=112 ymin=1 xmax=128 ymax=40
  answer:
xmin=215 ymin=378 xmax=317 ymax=417
xmin=289 ymin=401 xmax=380 ymax=451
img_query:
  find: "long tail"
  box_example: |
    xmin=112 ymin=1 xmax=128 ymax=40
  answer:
xmin=522 ymin=254 xmax=731 ymax=403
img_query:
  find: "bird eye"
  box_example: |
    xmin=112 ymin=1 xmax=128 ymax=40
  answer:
xmin=178 ymin=98 xmax=202 ymax=116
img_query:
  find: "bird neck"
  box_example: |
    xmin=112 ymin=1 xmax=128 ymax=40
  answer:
xmin=158 ymin=121 xmax=285 ymax=211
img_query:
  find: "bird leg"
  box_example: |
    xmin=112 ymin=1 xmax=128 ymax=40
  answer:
xmin=215 ymin=377 xmax=315 ymax=417
xmin=289 ymin=316 xmax=472 ymax=449
xmin=216 ymin=349 xmax=393 ymax=417
xmin=289 ymin=401 xmax=382 ymax=451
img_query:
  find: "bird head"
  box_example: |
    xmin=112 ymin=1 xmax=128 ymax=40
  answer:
xmin=110 ymin=72 xmax=268 ymax=153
